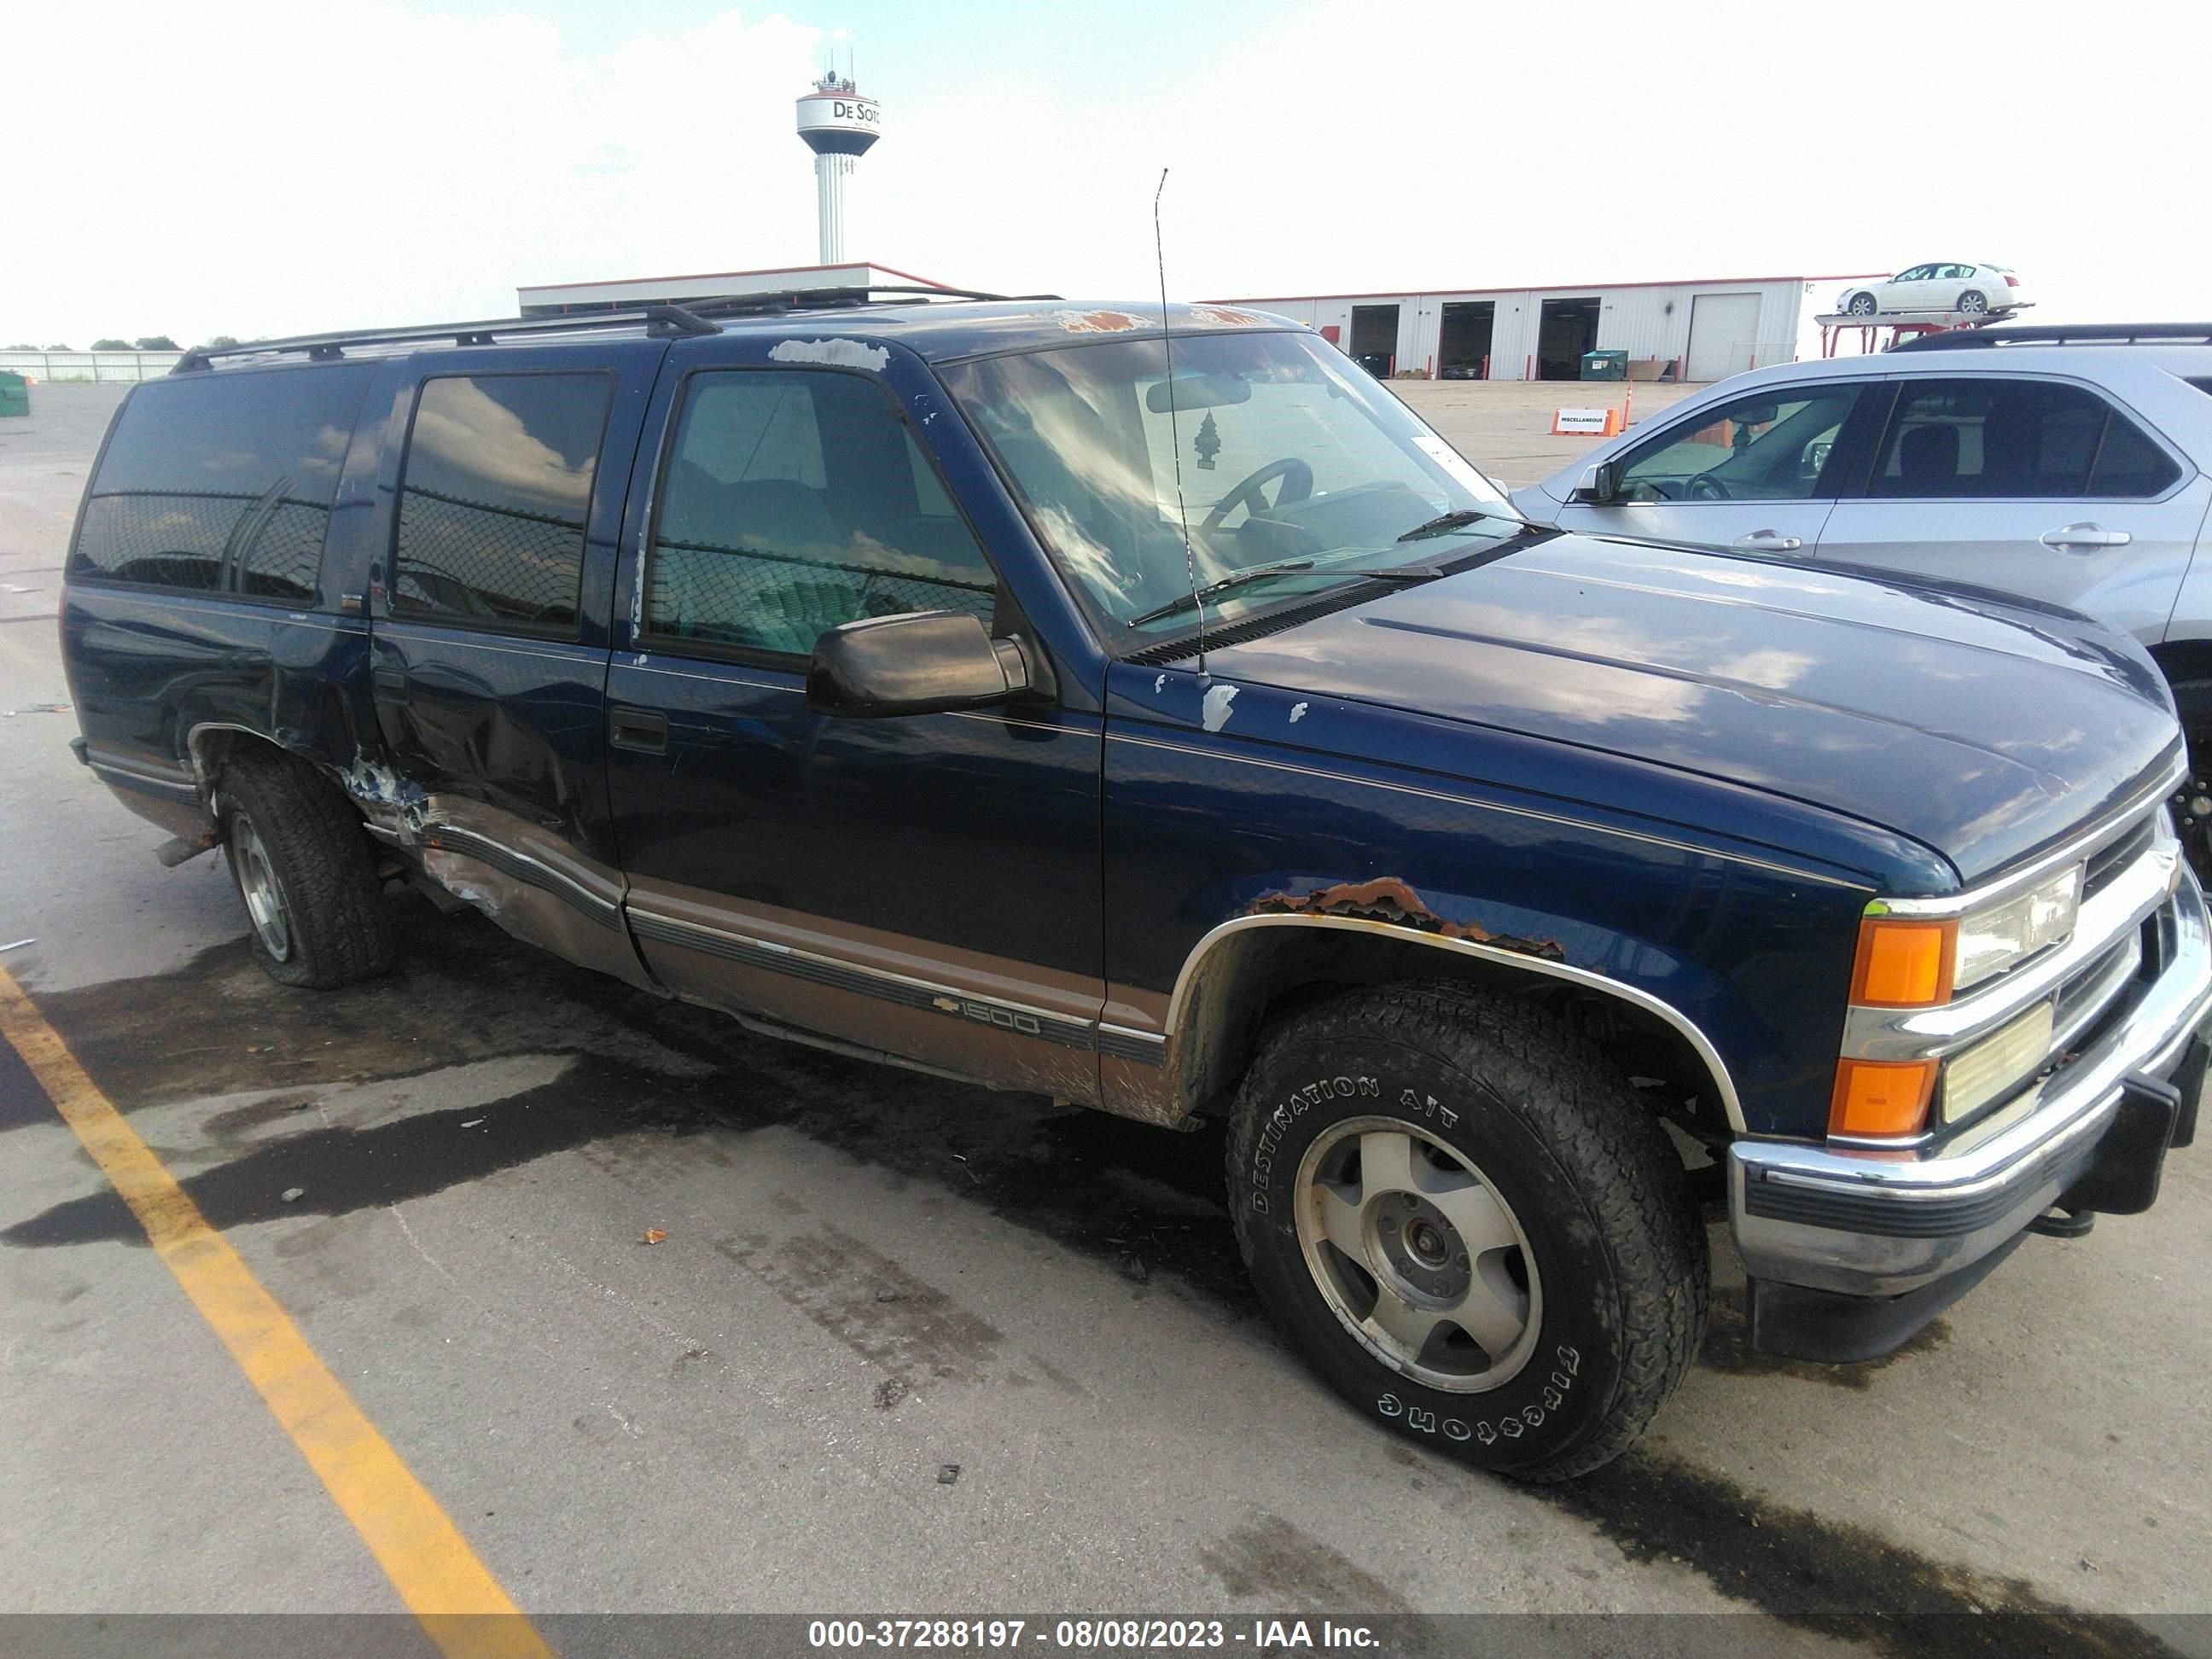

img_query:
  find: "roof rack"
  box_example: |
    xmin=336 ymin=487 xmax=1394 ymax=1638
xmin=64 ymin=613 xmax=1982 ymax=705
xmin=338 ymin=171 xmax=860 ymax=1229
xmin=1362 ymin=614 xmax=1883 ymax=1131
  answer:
xmin=171 ymin=304 xmax=720 ymax=373
xmin=1891 ymin=322 xmax=2212 ymax=352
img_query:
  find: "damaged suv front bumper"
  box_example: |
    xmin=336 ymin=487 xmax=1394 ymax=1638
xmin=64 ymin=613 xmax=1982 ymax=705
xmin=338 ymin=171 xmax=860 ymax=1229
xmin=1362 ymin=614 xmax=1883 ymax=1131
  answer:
xmin=1728 ymin=869 xmax=2212 ymax=1363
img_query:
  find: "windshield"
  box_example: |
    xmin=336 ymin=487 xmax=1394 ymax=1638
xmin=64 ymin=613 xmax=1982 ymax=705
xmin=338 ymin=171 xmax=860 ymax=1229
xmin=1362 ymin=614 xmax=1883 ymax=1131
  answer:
xmin=939 ymin=329 xmax=1518 ymax=637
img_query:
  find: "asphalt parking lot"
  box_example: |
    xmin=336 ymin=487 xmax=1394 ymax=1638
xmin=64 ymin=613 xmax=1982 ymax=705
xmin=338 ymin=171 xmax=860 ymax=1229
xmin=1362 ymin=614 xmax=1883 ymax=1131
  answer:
xmin=3 ymin=381 xmax=2209 ymax=1652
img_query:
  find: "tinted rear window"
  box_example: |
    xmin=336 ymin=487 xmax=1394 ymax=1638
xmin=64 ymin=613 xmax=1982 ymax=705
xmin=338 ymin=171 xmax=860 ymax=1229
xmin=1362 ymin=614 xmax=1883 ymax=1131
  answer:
xmin=392 ymin=373 xmax=611 ymax=634
xmin=1868 ymin=376 xmax=2180 ymax=500
xmin=71 ymin=364 xmax=375 ymax=602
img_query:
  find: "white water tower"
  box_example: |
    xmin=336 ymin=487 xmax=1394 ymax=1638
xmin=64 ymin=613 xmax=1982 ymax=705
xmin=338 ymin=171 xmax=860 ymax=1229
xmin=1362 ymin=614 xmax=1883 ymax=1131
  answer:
xmin=795 ymin=71 xmax=882 ymax=265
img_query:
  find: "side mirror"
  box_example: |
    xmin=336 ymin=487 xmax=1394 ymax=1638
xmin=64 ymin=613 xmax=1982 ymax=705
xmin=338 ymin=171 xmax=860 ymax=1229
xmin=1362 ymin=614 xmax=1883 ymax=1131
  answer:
xmin=1571 ymin=461 xmax=1620 ymax=504
xmin=806 ymin=610 xmax=1034 ymax=719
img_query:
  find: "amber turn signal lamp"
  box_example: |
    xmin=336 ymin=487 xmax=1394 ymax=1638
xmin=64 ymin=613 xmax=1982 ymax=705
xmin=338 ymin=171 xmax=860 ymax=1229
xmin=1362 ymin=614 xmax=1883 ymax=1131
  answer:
xmin=1830 ymin=1058 xmax=1938 ymax=1138
xmin=1849 ymin=917 xmax=1957 ymax=1008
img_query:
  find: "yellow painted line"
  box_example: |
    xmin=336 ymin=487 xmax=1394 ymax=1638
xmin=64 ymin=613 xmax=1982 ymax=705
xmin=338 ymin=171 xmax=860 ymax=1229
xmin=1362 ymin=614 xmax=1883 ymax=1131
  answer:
xmin=0 ymin=966 xmax=553 ymax=1659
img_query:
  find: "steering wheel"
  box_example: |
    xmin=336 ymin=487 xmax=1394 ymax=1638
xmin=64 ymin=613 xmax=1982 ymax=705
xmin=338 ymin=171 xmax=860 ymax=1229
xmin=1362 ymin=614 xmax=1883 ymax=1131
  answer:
xmin=1685 ymin=474 xmax=1735 ymax=502
xmin=1201 ymin=457 xmax=1314 ymax=533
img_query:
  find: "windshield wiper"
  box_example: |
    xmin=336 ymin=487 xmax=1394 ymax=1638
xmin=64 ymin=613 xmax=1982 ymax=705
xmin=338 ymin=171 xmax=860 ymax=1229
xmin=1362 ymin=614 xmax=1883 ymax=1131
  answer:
xmin=1396 ymin=505 xmax=1528 ymax=542
xmin=1127 ymin=561 xmax=1315 ymax=626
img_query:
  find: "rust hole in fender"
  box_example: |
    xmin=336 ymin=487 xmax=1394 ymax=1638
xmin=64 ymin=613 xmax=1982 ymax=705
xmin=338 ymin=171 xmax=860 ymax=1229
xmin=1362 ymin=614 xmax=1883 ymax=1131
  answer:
xmin=1245 ymin=876 xmax=1566 ymax=961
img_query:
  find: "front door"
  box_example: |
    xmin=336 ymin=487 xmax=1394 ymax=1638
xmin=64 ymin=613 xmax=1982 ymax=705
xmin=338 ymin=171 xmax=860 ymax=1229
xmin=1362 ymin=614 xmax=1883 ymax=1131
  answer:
xmin=1552 ymin=378 xmax=1886 ymax=558
xmin=602 ymin=347 xmax=1108 ymax=1102
xmin=1814 ymin=374 xmax=2209 ymax=646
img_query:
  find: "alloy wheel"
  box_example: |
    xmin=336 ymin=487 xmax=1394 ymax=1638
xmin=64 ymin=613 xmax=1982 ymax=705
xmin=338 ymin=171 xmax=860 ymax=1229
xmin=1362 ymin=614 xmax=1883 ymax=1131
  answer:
xmin=1295 ymin=1116 xmax=1542 ymax=1392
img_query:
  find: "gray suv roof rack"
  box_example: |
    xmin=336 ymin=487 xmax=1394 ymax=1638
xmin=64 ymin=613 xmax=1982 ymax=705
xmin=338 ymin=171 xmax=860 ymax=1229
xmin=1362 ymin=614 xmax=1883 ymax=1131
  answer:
xmin=171 ymin=304 xmax=720 ymax=373
xmin=1892 ymin=323 xmax=2212 ymax=352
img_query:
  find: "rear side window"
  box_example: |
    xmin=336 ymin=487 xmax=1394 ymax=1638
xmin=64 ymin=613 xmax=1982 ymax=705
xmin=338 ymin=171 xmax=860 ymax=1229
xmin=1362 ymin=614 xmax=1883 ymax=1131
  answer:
xmin=1870 ymin=377 xmax=2180 ymax=499
xmin=646 ymin=370 xmax=998 ymax=657
xmin=393 ymin=373 xmax=613 ymax=634
xmin=71 ymin=364 xmax=375 ymax=602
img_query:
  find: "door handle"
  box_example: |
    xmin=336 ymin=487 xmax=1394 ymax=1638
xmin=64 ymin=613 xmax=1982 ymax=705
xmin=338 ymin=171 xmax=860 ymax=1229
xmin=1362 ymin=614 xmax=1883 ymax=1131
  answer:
xmin=2041 ymin=523 xmax=2132 ymax=550
xmin=608 ymin=707 xmax=669 ymax=754
xmin=1733 ymin=530 xmax=1803 ymax=552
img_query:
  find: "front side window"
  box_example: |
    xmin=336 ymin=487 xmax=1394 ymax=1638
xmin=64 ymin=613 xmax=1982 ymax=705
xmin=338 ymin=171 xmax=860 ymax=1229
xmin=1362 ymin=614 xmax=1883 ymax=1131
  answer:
xmin=647 ymin=370 xmax=998 ymax=657
xmin=1616 ymin=386 xmax=1862 ymax=504
xmin=1868 ymin=377 xmax=2179 ymax=500
xmin=940 ymin=329 xmax=1514 ymax=639
xmin=393 ymin=373 xmax=612 ymax=632
xmin=71 ymin=364 xmax=375 ymax=602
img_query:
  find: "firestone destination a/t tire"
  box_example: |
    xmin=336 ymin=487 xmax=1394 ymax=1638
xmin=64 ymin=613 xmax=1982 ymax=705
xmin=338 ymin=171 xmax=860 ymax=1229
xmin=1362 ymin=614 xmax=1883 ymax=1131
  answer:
xmin=1226 ymin=980 xmax=1708 ymax=1481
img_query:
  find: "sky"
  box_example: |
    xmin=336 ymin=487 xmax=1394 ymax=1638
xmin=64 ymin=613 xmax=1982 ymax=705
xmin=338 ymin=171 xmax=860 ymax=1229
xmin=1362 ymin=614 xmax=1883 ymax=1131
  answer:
xmin=6 ymin=0 xmax=2209 ymax=347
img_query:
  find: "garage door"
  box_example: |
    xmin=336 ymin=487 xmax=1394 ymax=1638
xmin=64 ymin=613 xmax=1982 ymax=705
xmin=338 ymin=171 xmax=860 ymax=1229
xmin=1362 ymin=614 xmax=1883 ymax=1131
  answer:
xmin=1685 ymin=293 xmax=1761 ymax=382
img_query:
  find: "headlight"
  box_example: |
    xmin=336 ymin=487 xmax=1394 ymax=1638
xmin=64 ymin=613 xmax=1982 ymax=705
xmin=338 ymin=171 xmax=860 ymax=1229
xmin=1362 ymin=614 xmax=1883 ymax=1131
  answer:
xmin=1939 ymin=1001 xmax=2056 ymax=1124
xmin=1953 ymin=865 xmax=2081 ymax=992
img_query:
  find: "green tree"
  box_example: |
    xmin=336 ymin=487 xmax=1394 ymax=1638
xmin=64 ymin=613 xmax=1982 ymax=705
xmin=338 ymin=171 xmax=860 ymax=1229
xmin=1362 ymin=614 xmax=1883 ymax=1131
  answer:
xmin=4 ymin=342 xmax=37 ymax=352
xmin=200 ymin=335 xmax=241 ymax=350
xmin=45 ymin=343 xmax=71 ymax=352
xmin=90 ymin=337 xmax=131 ymax=351
xmin=134 ymin=335 xmax=180 ymax=351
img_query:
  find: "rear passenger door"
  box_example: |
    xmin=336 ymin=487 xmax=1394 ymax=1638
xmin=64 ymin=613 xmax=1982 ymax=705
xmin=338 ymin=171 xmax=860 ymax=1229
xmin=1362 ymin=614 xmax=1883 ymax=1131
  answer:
xmin=366 ymin=343 xmax=665 ymax=987
xmin=602 ymin=343 xmax=1107 ymax=1102
xmin=1813 ymin=374 xmax=2209 ymax=644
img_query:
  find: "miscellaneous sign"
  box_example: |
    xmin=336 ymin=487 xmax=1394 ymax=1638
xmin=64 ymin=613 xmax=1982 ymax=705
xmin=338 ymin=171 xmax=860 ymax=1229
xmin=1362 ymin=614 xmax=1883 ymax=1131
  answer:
xmin=1551 ymin=407 xmax=1623 ymax=436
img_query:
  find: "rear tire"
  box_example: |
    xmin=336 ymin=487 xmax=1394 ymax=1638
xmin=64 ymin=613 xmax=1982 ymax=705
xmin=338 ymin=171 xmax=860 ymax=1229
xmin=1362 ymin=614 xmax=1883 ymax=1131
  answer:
xmin=1958 ymin=289 xmax=1988 ymax=315
xmin=218 ymin=752 xmax=395 ymax=989
xmin=1225 ymin=980 xmax=1708 ymax=1481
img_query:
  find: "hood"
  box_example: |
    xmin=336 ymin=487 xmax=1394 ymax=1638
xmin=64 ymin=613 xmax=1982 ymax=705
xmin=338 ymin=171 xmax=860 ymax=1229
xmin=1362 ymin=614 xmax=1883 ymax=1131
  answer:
xmin=1206 ymin=534 xmax=2177 ymax=888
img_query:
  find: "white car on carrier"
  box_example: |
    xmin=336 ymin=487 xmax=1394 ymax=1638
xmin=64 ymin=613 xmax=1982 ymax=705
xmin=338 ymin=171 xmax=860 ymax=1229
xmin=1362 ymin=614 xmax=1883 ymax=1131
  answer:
xmin=1839 ymin=264 xmax=2029 ymax=317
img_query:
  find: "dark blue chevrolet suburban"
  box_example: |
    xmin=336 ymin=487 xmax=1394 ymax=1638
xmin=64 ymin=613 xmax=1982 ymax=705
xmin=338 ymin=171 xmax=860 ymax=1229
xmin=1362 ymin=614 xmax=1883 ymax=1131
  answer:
xmin=60 ymin=293 xmax=2211 ymax=1479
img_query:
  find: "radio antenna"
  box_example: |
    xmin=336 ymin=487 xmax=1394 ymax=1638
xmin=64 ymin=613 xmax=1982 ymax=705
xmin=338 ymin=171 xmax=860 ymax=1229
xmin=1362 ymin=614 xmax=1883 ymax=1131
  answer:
xmin=1152 ymin=167 xmax=1207 ymax=679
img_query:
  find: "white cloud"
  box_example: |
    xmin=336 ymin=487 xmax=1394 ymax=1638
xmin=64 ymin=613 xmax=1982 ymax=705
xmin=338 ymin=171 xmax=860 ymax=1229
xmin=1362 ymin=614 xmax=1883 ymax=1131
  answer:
xmin=9 ymin=2 xmax=823 ymax=344
xmin=9 ymin=0 xmax=2209 ymax=346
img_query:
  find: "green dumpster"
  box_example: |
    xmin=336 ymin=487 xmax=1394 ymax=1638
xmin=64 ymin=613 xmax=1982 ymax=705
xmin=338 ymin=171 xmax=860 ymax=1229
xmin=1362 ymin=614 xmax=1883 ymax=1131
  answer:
xmin=1579 ymin=349 xmax=1628 ymax=382
xmin=0 ymin=372 xmax=27 ymax=418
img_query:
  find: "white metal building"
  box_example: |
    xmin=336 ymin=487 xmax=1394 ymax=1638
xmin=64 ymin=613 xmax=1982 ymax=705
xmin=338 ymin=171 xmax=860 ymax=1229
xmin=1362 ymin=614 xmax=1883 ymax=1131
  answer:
xmin=517 ymin=261 xmax=955 ymax=316
xmin=1217 ymin=273 xmax=1882 ymax=383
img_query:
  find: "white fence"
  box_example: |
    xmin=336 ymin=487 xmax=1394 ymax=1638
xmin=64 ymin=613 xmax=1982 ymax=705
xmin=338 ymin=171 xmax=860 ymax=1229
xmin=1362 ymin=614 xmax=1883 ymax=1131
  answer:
xmin=0 ymin=349 xmax=184 ymax=383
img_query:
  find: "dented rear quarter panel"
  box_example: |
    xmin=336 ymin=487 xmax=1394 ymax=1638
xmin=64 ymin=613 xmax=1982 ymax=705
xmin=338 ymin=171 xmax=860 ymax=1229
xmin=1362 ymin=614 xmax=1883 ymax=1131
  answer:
xmin=60 ymin=370 xmax=390 ymax=821
xmin=1101 ymin=663 xmax=1891 ymax=1138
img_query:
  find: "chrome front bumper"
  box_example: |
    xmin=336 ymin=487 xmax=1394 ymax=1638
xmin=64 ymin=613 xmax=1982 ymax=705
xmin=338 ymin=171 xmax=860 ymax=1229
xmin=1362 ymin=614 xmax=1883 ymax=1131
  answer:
xmin=1731 ymin=868 xmax=2212 ymax=1300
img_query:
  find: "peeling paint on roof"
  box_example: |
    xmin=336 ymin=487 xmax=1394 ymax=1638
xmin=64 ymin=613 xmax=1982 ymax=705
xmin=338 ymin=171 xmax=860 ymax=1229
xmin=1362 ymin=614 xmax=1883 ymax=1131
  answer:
xmin=769 ymin=337 xmax=892 ymax=372
xmin=1051 ymin=309 xmax=1151 ymax=335
xmin=1187 ymin=305 xmax=1269 ymax=328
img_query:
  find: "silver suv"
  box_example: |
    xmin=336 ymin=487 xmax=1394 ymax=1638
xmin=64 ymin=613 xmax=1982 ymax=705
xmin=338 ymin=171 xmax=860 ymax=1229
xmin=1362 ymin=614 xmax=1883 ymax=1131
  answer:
xmin=1516 ymin=323 xmax=2212 ymax=860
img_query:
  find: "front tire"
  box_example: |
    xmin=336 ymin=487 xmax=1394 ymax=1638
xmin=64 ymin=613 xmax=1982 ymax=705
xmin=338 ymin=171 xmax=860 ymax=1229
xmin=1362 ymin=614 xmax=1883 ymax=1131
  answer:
xmin=218 ymin=752 xmax=396 ymax=989
xmin=1226 ymin=981 xmax=1708 ymax=1481
xmin=1847 ymin=291 xmax=1878 ymax=317
xmin=2168 ymin=678 xmax=2212 ymax=884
